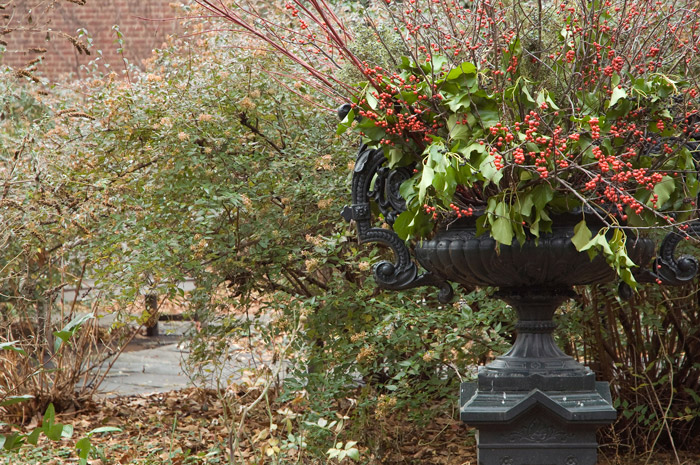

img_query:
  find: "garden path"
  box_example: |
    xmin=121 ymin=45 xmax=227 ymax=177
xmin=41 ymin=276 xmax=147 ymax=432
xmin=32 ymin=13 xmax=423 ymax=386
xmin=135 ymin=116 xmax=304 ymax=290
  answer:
xmin=93 ymin=319 xmax=274 ymax=397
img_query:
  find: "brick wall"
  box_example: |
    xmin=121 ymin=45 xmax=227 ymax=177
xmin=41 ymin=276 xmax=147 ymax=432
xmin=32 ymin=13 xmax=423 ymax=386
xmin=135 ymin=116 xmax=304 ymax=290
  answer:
xmin=1 ymin=0 xmax=182 ymax=80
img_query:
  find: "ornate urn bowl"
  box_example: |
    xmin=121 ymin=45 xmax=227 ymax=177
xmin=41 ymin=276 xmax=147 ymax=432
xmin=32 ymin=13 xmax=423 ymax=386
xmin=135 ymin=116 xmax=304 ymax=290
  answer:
xmin=342 ymin=145 xmax=699 ymax=465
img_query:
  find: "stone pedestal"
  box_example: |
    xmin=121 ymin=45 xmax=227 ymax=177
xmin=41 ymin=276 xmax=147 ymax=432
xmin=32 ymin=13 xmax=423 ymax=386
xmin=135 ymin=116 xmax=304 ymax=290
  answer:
xmin=461 ymin=382 xmax=615 ymax=465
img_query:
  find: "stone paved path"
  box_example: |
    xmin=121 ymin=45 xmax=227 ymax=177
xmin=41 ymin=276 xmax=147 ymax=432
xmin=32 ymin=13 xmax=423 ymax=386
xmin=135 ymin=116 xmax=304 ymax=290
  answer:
xmin=94 ymin=319 xmax=276 ymax=397
xmin=96 ymin=321 xmax=193 ymax=397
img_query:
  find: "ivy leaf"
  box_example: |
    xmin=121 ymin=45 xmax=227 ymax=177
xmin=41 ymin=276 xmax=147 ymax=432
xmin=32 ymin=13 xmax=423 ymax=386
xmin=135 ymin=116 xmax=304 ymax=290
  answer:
xmin=445 ymin=62 xmax=476 ymax=81
xmin=652 ymin=176 xmax=675 ymax=208
xmin=336 ymin=109 xmax=355 ymax=136
xmin=611 ymin=73 xmax=621 ymax=88
xmin=392 ymin=210 xmax=414 ymax=240
xmin=356 ymin=118 xmax=386 ymax=141
xmin=425 ymin=54 xmax=448 ymax=74
xmin=447 ymin=114 xmax=470 ymax=141
xmin=443 ymin=165 xmax=458 ymax=195
xmin=518 ymin=193 xmax=534 ymax=217
xmin=491 ymin=217 xmax=513 ymax=246
xmin=536 ymin=90 xmax=560 ymax=110
xmin=473 ymin=101 xmax=499 ymax=128
xmin=478 ymin=155 xmax=503 ymax=185
xmin=366 ymin=86 xmax=379 ymax=110
xmin=491 ymin=202 xmax=513 ymax=245
xmin=444 ymin=91 xmax=472 ymax=112
xmin=532 ymin=184 xmax=554 ymax=211
xmin=571 ymin=220 xmax=592 ymax=251
xmin=608 ymin=86 xmax=627 ymax=108
xmin=418 ymin=165 xmax=434 ymax=203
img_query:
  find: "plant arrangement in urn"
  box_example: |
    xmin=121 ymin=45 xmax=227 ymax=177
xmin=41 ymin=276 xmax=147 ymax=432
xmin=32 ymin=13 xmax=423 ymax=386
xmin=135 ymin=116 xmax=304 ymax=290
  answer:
xmin=195 ymin=0 xmax=700 ymax=288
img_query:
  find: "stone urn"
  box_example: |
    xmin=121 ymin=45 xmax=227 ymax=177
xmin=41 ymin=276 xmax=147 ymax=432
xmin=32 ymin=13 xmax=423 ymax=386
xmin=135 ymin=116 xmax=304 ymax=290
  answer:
xmin=342 ymin=145 xmax=700 ymax=465
xmin=415 ymin=217 xmax=654 ymax=465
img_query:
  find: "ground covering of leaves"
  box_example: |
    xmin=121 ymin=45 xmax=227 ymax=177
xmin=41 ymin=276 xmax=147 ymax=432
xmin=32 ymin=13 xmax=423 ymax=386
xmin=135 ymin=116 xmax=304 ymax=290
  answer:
xmin=0 ymin=387 xmax=477 ymax=465
xmin=2 ymin=387 xmax=697 ymax=465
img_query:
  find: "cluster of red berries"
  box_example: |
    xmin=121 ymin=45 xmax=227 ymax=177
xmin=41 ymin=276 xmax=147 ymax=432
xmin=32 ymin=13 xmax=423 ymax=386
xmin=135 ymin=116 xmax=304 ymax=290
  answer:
xmin=423 ymin=204 xmax=438 ymax=220
xmin=449 ymin=203 xmax=474 ymax=218
xmin=588 ymin=118 xmax=601 ymax=139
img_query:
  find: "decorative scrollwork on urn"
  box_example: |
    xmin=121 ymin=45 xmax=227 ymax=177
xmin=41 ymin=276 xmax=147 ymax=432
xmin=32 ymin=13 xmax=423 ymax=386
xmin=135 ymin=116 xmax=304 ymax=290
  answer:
xmin=650 ymin=221 xmax=700 ymax=285
xmin=341 ymin=145 xmax=454 ymax=303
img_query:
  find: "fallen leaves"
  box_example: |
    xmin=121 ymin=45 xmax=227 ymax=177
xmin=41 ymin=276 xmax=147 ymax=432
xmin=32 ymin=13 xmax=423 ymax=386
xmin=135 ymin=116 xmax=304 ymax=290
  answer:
xmin=2 ymin=387 xmax=698 ymax=464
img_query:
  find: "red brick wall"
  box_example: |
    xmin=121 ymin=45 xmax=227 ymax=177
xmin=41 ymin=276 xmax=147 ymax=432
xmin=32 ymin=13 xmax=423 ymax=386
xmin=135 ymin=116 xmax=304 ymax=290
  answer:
xmin=1 ymin=0 xmax=182 ymax=80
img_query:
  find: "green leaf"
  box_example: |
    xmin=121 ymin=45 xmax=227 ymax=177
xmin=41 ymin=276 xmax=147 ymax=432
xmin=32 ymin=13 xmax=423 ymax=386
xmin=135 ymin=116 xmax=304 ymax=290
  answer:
xmin=346 ymin=448 xmax=361 ymax=461
xmin=608 ymin=86 xmax=627 ymax=108
xmin=0 ymin=341 xmax=26 ymax=355
xmin=53 ymin=330 xmax=73 ymax=352
xmin=447 ymin=114 xmax=470 ymax=141
xmin=444 ymin=91 xmax=472 ymax=112
xmin=578 ymin=230 xmax=613 ymax=261
xmin=336 ymin=109 xmax=355 ymax=136
xmin=571 ymin=220 xmax=592 ymax=251
xmin=366 ymin=86 xmax=378 ymax=110
xmin=418 ymin=165 xmax=435 ymax=203
xmin=87 ymin=426 xmax=121 ymax=436
xmin=519 ymin=84 xmax=536 ymax=105
xmin=44 ymin=423 xmax=64 ymax=441
xmin=518 ymin=193 xmax=534 ymax=217
xmin=61 ymin=424 xmax=74 ymax=439
xmin=474 ymin=102 xmax=499 ymax=128
xmin=43 ymin=403 xmax=56 ymax=425
xmin=0 ymin=395 xmax=34 ymax=407
xmin=445 ymin=62 xmax=476 ymax=81
xmin=652 ymin=176 xmax=675 ymax=208
xmin=611 ymin=73 xmax=620 ymax=88
xmin=429 ymin=55 xmax=448 ymax=73
xmin=356 ymin=119 xmax=386 ymax=142
xmin=532 ymin=184 xmax=554 ymax=211
xmin=491 ymin=202 xmax=513 ymax=245
xmin=388 ymin=147 xmax=402 ymax=167
xmin=54 ymin=313 xmax=96 ymax=351
xmin=76 ymin=436 xmax=91 ymax=464
xmin=478 ymin=155 xmax=503 ymax=185
xmin=536 ymin=90 xmax=560 ymax=110
xmin=26 ymin=428 xmax=41 ymax=445
xmin=491 ymin=217 xmax=513 ymax=246
xmin=63 ymin=312 xmax=94 ymax=332
xmin=0 ymin=433 xmax=24 ymax=451
xmin=458 ymin=141 xmax=486 ymax=160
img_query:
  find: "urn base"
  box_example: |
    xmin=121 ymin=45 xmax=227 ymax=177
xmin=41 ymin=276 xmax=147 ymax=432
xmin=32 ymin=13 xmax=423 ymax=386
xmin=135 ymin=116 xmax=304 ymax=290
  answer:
xmin=461 ymin=382 xmax=615 ymax=465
